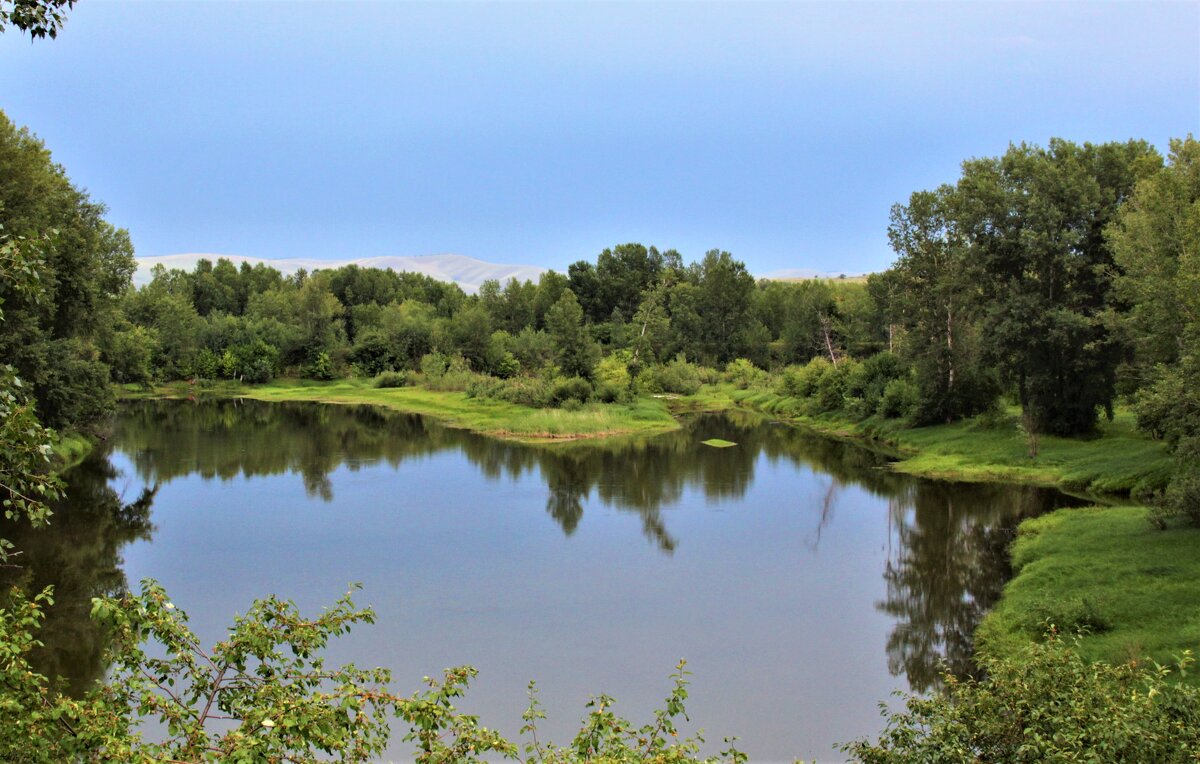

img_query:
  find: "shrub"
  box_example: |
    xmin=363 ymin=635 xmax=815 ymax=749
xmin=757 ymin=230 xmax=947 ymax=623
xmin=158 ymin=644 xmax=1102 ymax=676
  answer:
xmin=465 ymin=374 xmax=506 ymax=400
xmin=638 ymin=356 xmax=702 ymax=395
xmin=551 ymin=376 xmax=593 ymax=406
xmin=777 ymin=357 xmax=833 ymax=399
xmin=192 ymin=347 xmax=220 ymax=380
xmin=877 ymin=377 xmax=918 ymax=419
xmin=419 ymin=353 xmax=477 ymax=392
xmin=853 ymin=352 xmax=906 ymax=410
xmin=499 ymin=375 xmax=556 ymax=408
xmin=595 ymin=382 xmax=628 ymax=404
xmin=594 ymin=353 xmax=632 ymax=391
xmin=814 ymin=359 xmax=860 ymax=413
xmin=373 ymin=370 xmax=407 ymax=388
xmin=723 ymin=358 xmax=767 ymax=389
xmin=695 ymin=364 xmax=721 ymax=384
xmin=844 ymin=634 xmax=1200 ymax=763
xmin=492 ymin=351 xmax=521 ymax=379
xmin=348 ymin=331 xmax=395 ymax=377
xmin=304 ymin=351 xmax=336 ymax=380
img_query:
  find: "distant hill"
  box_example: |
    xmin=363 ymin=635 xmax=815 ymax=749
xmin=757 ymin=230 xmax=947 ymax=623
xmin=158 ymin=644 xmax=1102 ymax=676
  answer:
xmin=759 ymin=268 xmax=869 ymax=283
xmin=133 ymin=253 xmax=547 ymax=294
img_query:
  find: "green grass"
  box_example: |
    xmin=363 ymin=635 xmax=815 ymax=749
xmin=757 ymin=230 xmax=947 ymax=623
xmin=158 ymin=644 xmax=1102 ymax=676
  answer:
xmin=50 ymin=431 xmax=93 ymax=472
xmin=700 ymin=438 xmax=737 ymax=448
xmin=977 ymin=505 xmax=1200 ymax=679
xmin=698 ymin=385 xmax=1172 ymax=497
xmin=128 ymin=379 xmax=681 ymax=443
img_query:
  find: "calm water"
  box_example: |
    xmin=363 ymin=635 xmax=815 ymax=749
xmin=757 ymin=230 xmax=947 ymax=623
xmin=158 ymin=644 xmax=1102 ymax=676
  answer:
xmin=4 ymin=400 xmax=1087 ymax=762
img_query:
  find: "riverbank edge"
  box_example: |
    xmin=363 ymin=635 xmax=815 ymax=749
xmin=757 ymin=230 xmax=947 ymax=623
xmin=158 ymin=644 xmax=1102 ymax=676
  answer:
xmin=50 ymin=430 xmax=94 ymax=473
xmin=672 ymin=385 xmax=1173 ymax=498
xmin=975 ymin=505 xmax=1200 ymax=682
xmin=118 ymin=379 xmax=1174 ymax=495
xmin=116 ymin=380 xmax=682 ymax=444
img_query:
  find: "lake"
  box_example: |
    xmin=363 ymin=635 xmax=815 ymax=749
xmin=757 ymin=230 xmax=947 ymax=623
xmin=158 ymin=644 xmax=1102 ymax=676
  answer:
xmin=3 ymin=400 xmax=1086 ymax=762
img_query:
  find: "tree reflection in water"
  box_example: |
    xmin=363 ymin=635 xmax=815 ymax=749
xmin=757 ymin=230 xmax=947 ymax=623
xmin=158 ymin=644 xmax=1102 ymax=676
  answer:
xmin=0 ymin=451 xmax=156 ymax=697
xmin=880 ymin=482 xmax=1089 ymax=692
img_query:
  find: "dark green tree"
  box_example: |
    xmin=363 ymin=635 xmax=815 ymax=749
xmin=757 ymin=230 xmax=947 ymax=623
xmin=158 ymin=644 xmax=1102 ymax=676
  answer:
xmin=886 ymin=187 xmax=997 ymax=423
xmin=0 ymin=111 xmax=135 ymax=428
xmin=690 ymin=249 xmax=755 ymax=364
xmin=545 ymin=289 xmax=600 ymax=379
xmin=957 ymin=138 xmax=1160 ymax=435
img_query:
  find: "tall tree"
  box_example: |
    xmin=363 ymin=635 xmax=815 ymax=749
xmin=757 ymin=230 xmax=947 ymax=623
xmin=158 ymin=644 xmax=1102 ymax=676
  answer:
xmin=886 ymin=188 xmax=996 ymax=423
xmin=690 ymin=249 xmax=755 ymax=364
xmin=1109 ymin=136 xmax=1200 ymax=522
xmin=957 ymin=138 xmax=1160 ymax=435
xmin=545 ymin=289 xmax=599 ymax=379
xmin=0 ymin=111 xmax=135 ymax=428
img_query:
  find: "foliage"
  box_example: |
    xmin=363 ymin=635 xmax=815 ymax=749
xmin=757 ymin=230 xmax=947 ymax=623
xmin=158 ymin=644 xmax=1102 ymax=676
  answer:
xmin=637 ymin=357 xmax=703 ymax=396
xmin=0 ymin=234 xmax=62 ymax=564
xmin=0 ymin=112 xmax=134 ymax=429
xmin=885 ymin=188 xmax=998 ymax=424
xmin=373 ymin=370 xmax=408 ymax=389
xmin=960 ymin=139 xmax=1160 ymax=435
xmin=0 ymin=0 xmax=75 ymax=39
xmin=551 ymin=376 xmax=593 ymax=406
xmin=721 ymin=359 xmax=766 ymax=390
xmin=1110 ymin=137 xmax=1200 ymax=525
xmin=0 ymin=580 xmax=749 ymax=764
xmin=845 ymin=633 xmax=1200 ymax=763
xmin=876 ymin=378 xmax=918 ymax=420
xmin=545 ymin=290 xmax=600 ymax=380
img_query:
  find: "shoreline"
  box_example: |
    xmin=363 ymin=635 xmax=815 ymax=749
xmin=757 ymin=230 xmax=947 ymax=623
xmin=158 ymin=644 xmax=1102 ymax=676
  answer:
xmin=118 ymin=379 xmax=682 ymax=445
xmin=700 ymin=386 xmax=1172 ymax=498
xmin=120 ymin=379 xmax=1171 ymax=498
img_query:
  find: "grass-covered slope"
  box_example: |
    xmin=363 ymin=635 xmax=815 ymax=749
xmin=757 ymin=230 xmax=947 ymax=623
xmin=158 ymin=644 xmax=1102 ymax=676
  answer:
xmin=977 ymin=506 xmax=1200 ymax=678
xmin=714 ymin=387 xmax=1172 ymax=497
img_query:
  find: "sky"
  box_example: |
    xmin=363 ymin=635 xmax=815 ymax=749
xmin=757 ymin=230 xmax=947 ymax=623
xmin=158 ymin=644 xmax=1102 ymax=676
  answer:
xmin=1 ymin=1 xmax=1197 ymax=276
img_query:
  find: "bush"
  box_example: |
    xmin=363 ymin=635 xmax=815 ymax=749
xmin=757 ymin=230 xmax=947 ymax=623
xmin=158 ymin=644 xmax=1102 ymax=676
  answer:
xmin=304 ymin=351 xmax=336 ymax=381
xmin=723 ymin=358 xmax=767 ymax=389
xmin=844 ymin=634 xmax=1200 ymax=763
xmin=594 ymin=353 xmax=632 ymax=391
xmin=348 ymin=331 xmax=395 ymax=377
xmin=595 ymin=382 xmax=628 ymax=404
xmin=777 ymin=357 xmax=833 ymax=399
xmin=638 ymin=356 xmax=702 ymax=395
xmin=373 ymin=370 xmax=407 ymax=388
xmin=551 ymin=376 xmax=593 ymax=406
xmin=465 ymin=374 xmax=506 ymax=400
xmin=419 ymin=352 xmax=478 ymax=392
xmin=877 ymin=377 xmax=918 ymax=419
xmin=492 ymin=351 xmax=521 ymax=379
xmin=854 ymin=352 xmax=906 ymax=410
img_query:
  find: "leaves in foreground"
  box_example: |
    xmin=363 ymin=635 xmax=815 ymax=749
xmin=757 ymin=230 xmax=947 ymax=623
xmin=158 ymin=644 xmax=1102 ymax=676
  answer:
xmin=0 ymin=581 xmax=748 ymax=763
xmin=844 ymin=631 xmax=1200 ymax=763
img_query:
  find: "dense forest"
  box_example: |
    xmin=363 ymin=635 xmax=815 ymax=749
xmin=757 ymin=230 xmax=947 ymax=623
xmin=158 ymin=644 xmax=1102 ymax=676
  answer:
xmin=3 ymin=107 xmax=1196 ymax=523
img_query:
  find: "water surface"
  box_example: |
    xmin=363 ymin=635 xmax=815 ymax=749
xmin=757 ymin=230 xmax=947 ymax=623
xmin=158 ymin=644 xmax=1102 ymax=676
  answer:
xmin=4 ymin=400 xmax=1086 ymax=762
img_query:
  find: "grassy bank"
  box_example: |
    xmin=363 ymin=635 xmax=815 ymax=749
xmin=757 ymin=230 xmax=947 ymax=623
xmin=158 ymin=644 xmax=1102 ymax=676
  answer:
xmin=50 ymin=431 xmax=94 ymax=472
xmin=977 ymin=505 xmax=1200 ymax=679
xmin=697 ymin=386 xmax=1172 ymax=496
xmin=121 ymin=379 xmax=681 ymax=443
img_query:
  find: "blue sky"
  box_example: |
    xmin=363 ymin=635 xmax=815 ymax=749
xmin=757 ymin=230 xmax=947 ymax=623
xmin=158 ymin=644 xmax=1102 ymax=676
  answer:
xmin=1 ymin=1 xmax=1197 ymax=275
